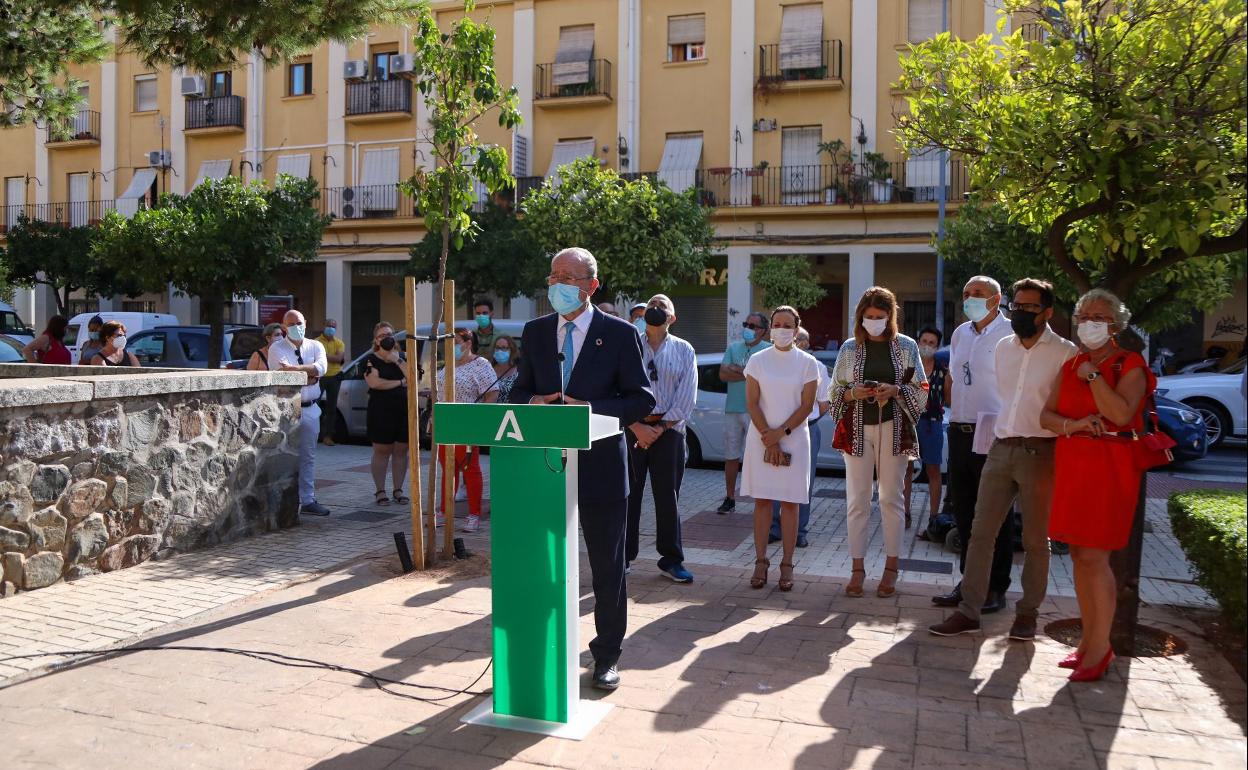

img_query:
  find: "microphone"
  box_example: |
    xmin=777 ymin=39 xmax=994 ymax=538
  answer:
xmin=555 ymin=352 xmax=566 ymax=405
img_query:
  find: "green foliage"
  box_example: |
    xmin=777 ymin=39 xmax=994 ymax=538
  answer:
xmin=520 ymin=157 xmax=715 ymax=297
xmin=749 ymin=257 xmax=827 ymax=311
xmin=0 ymin=216 xmax=138 ymax=316
xmin=92 ymin=175 xmax=328 ymax=367
xmin=1169 ymin=489 xmax=1247 ymax=634
xmin=898 ymin=0 xmax=1247 ymax=327
xmin=1 ymin=0 xmax=422 ymax=129
xmin=407 ymin=203 xmax=545 ymax=308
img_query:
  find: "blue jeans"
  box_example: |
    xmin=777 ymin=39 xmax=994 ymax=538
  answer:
xmin=771 ymin=420 xmax=821 ymax=539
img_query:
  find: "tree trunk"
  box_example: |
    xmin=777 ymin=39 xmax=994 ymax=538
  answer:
xmin=202 ymin=292 xmax=225 ymax=369
xmin=1109 ymin=473 xmax=1148 ymax=656
xmin=56 ymin=285 xmax=70 ymax=317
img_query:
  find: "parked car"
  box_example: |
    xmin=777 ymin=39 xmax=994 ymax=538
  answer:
xmin=1154 ymin=395 xmax=1209 ymax=464
xmin=0 ymin=334 xmax=25 ymax=362
xmin=125 ymin=325 xmax=265 ymax=368
xmin=333 ymin=319 xmax=530 ymax=442
xmin=65 ymin=311 xmax=180 ymax=363
xmin=0 ymin=301 xmax=35 ymax=344
xmin=1156 ymin=357 xmax=1246 ymax=447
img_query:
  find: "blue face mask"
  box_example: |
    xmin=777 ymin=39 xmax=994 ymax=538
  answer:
xmin=493 ymin=349 xmax=510 ymax=364
xmin=286 ymin=324 xmax=306 ymax=342
xmin=323 ymin=326 xmax=336 ymax=337
xmin=475 ymin=314 xmax=491 ymax=329
xmin=547 ymin=282 xmax=585 ymax=316
xmin=742 ymin=328 xmax=757 ymax=343
xmin=963 ymin=297 xmax=991 ymax=323
xmin=633 ymin=318 xmax=647 ymax=335
xmin=454 ymin=344 xmax=464 ymax=360
xmin=88 ymin=331 xmax=100 ymax=341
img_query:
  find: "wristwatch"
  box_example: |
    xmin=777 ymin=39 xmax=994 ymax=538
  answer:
xmin=1085 ymin=371 xmax=1102 ymax=383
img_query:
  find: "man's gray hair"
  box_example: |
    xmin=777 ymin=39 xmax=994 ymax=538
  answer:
xmin=1075 ymin=288 xmax=1132 ymax=327
xmin=964 ymin=275 xmax=1002 ymax=295
xmin=747 ymin=311 xmax=769 ymax=329
xmin=648 ymin=293 xmax=675 ymax=315
xmin=552 ymin=247 xmax=598 ymax=279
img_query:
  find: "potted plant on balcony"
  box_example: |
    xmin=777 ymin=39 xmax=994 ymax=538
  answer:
xmin=862 ymin=151 xmax=893 ymax=203
xmin=818 ymin=140 xmax=852 ymax=204
xmin=745 ymin=159 xmax=769 ymax=178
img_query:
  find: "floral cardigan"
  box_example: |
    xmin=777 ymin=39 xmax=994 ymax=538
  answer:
xmin=829 ymin=335 xmax=929 ymax=458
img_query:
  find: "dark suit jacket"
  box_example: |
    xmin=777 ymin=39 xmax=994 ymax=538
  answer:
xmin=510 ymin=307 xmax=655 ymax=503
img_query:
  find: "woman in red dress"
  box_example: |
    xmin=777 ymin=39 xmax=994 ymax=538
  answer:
xmin=22 ymin=315 xmax=72 ymax=364
xmin=1041 ymin=289 xmax=1154 ymax=682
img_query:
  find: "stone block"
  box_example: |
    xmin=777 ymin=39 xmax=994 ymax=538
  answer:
xmin=138 ymin=498 xmax=171 ymax=533
xmin=126 ymin=467 xmax=157 ymax=506
xmin=6 ymin=418 xmax=89 ymax=459
xmin=169 ymin=491 xmax=195 ymax=518
xmin=203 ymin=405 xmax=222 ymax=436
xmin=149 ymin=445 xmax=186 ymax=470
xmin=0 ymin=525 xmax=29 ymax=552
xmin=69 ymin=512 xmax=109 ymax=563
xmin=66 ymin=564 xmax=98 ymax=580
xmin=98 ymin=534 xmax=159 ymax=572
xmin=29 ymin=507 xmax=67 ymax=552
xmin=231 ymin=451 xmax=257 ymax=489
xmin=0 ymin=378 xmax=93 ymax=408
xmin=255 ymin=430 xmax=284 ymax=448
xmin=98 ymin=450 xmax=129 ymax=476
xmin=126 ymin=406 xmax=162 ymax=451
xmin=86 ymin=408 xmax=123 ymax=449
xmin=2 ymin=551 xmax=23 ymax=584
xmin=60 ymin=478 xmax=108 ymax=523
xmin=1 ymin=459 xmax=37 ymax=487
xmin=22 ymin=551 xmax=64 ymax=589
xmin=0 ymin=482 xmax=35 ymax=528
xmin=30 ymin=464 xmax=71 ymax=502
xmin=179 ymin=408 xmax=205 ymax=441
xmin=71 ymin=461 xmax=95 ymax=480
xmin=110 ymin=476 xmax=128 ymax=509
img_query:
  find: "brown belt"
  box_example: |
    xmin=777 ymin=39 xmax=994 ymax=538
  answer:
xmin=642 ymin=413 xmax=667 ymax=425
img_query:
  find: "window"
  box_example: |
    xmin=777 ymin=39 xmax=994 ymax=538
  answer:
xmin=208 ymin=70 xmax=232 ymax=97
xmin=288 ymin=61 xmax=312 ymax=96
xmin=358 ymin=147 xmax=401 ymax=213
xmin=657 ymin=132 xmax=703 ymax=193
xmin=552 ymin=25 xmax=594 ymax=87
xmin=129 ymin=332 xmax=167 ymax=365
xmin=122 ymin=300 xmax=157 ymax=313
xmin=180 ymin=332 xmax=211 ymax=363
xmin=5 ymin=176 xmax=24 ymax=228
xmin=781 ymin=126 xmax=822 ymax=202
xmin=66 ymin=300 xmax=99 ymax=318
xmin=134 ymin=74 xmax=158 ymax=112
xmin=907 ymin=0 xmax=944 ymax=43
xmin=68 ymin=172 xmax=90 ymax=226
xmin=371 ymin=50 xmax=397 ymax=81
xmin=668 ymin=14 xmax=706 ymax=62
xmin=779 ymin=4 xmax=824 ymax=72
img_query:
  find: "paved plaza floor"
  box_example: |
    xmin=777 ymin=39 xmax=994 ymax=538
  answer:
xmin=1 ymin=443 xmax=1245 ymax=768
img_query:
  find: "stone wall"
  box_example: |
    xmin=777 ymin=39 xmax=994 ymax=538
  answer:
xmin=0 ymin=365 xmax=307 ymax=594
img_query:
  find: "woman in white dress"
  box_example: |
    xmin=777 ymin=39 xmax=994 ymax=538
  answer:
xmin=742 ymin=306 xmax=821 ymax=592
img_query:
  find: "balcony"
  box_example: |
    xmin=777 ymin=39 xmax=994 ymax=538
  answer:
xmin=534 ymin=59 xmax=612 ymax=107
xmin=185 ymin=95 xmax=245 ymax=133
xmin=1 ymin=200 xmax=116 ymax=231
xmin=45 ymin=110 xmax=101 ymax=147
xmin=1019 ymin=22 xmax=1049 ymax=43
xmin=344 ymin=79 xmax=413 ymax=121
xmin=321 ymin=185 xmax=417 ymax=221
xmin=757 ymin=40 xmax=844 ymax=93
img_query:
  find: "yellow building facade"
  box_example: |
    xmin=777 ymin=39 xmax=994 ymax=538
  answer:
xmin=3 ymin=0 xmax=1023 ymax=357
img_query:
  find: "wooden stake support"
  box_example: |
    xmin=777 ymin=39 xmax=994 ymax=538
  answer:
xmin=403 ymin=277 xmax=425 ymax=570
xmin=441 ymin=280 xmax=457 ymax=561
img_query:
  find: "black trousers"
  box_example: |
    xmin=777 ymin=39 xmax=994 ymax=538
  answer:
xmin=947 ymin=425 xmax=1014 ymax=594
xmin=625 ymin=429 xmax=686 ymax=570
xmin=580 ymin=497 xmax=628 ymax=667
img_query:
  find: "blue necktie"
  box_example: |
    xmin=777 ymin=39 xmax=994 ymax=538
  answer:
xmin=561 ymin=321 xmax=575 ymax=390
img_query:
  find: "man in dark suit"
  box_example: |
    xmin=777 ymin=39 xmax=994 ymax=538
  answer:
xmin=510 ymin=247 xmax=655 ymax=691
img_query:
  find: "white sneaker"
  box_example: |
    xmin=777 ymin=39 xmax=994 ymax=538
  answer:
xmin=463 ymin=515 xmax=481 ymax=533
xmin=455 ymin=486 xmax=467 ymax=502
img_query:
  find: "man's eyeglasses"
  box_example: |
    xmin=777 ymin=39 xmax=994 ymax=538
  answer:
xmin=962 ymin=361 xmax=972 ymax=386
xmin=1008 ymin=302 xmax=1045 ymax=313
xmin=646 ymin=360 xmax=658 ymax=382
xmin=546 ymin=274 xmax=592 ymax=286
xmin=742 ymin=321 xmax=764 ymax=331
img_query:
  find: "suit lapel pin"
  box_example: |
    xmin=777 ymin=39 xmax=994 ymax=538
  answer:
xmin=595 ymin=338 xmax=603 ymax=346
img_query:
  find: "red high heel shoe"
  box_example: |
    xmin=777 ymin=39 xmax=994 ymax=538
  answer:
xmin=1058 ymin=651 xmax=1084 ymax=669
xmin=1069 ymin=649 xmax=1115 ymax=682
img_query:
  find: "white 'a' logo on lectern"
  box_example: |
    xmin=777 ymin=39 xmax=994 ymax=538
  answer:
xmin=495 ymin=410 xmax=525 ymax=442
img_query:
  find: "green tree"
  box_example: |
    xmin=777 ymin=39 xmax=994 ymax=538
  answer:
xmin=0 ymin=216 xmax=139 ymax=316
xmin=407 ymin=202 xmax=546 ymax=307
xmin=2 ymin=0 xmax=421 ymax=131
xmin=521 ymin=157 xmax=715 ymax=297
xmin=749 ymin=256 xmax=827 ymax=311
xmin=92 ymin=175 xmax=329 ymax=368
xmin=896 ymin=0 xmax=1246 ymax=329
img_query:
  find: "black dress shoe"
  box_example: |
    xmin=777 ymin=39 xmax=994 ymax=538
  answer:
xmin=931 ymin=589 xmax=962 ymax=607
xmin=981 ymin=591 xmax=1006 ymax=614
xmin=592 ymin=664 xmax=620 ymax=691
xmin=796 ymin=535 xmax=809 ymax=548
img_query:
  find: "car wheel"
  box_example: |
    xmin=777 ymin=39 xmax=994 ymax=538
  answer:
xmin=685 ymin=431 xmax=703 ymax=468
xmin=1185 ymin=398 xmax=1229 ymax=448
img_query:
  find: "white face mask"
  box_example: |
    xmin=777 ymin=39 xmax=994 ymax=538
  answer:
xmin=919 ymin=344 xmax=937 ymax=358
xmin=1077 ymin=320 xmax=1111 ymax=349
xmin=862 ymin=317 xmax=888 ymax=337
xmin=771 ymin=328 xmax=796 ymax=348
xmin=113 ymin=335 xmax=127 ymax=352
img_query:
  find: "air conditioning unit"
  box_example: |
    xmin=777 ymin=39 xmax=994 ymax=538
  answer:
xmin=343 ymin=60 xmax=368 ymax=80
xmin=340 ymin=186 xmax=357 ymax=218
xmin=389 ymin=54 xmax=417 ymax=77
xmin=180 ymin=75 xmax=205 ymax=97
xmin=147 ymin=150 xmax=172 ymax=168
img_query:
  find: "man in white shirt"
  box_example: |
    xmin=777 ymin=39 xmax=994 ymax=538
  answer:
xmin=269 ymin=309 xmax=331 ymax=516
xmin=931 ymin=278 xmax=1076 ymax=641
xmin=933 ymin=276 xmax=1015 ymax=614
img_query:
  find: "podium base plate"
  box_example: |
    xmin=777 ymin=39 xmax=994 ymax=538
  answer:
xmin=461 ymin=697 xmax=613 ymax=741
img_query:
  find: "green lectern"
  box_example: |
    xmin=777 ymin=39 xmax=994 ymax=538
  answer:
xmin=432 ymin=402 xmax=620 ymax=739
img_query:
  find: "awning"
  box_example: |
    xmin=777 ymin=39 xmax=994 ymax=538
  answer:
xmin=192 ymin=159 xmax=231 ymax=190
xmin=358 ymin=147 xmax=400 ymax=212
xmin=552 ymin=25 xmax=594 ymax=87
xmin=779 ymin=4 xmax=824 ymax=70
xmin=657 ymin=133 xmax=703 ymax=194
xmin=908 ymin=0 xmax=942 ymax=43
xmin=274 ymin=153 xmax=311 ymax=179
xmin=668 ymin=14 xmax=705 ymax=46
xmin=115 ymin=168 xmax=157 ymax=218
xmin=546 ymin=139 xmax=596 ymax=186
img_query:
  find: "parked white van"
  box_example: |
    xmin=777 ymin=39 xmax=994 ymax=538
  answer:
xmin=0 ymin=301 xmax=35 ymax=344
xmin=65 ymin=311 xmax=180 ymax=363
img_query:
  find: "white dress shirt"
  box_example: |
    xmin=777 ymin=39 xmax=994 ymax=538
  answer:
xmin=993 ymin=325 xmax=1077 ymax=439
xmin=807 ymin=357 xmax=832 ymax=422
xmin=641 ymin=332 xmax=698 ymax=431
xmin=948 ymin=311 xmax=1013 ymax=424
xmin=269 ymin=336 xmax=328 ymax=403
xmin=555 ymin=305 xmax=595 ymax=369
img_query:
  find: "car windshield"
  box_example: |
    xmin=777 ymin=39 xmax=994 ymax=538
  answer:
xmin=0 ymin=311 xmax=33 ymax=336
xmin=1219 ymin=357 xmax=1245 ymax=374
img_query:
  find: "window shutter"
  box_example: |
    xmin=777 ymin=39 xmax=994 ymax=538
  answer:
xmin=274 ymin=153 xmax=311 ymax=179
xmin=781 ymin=126 xmax=822 ymax=197
xmin=553 ymin=25 xmax=594 ymax=86
xmin=512 ymin=133 xmax=529 ymax=176
xmin=116 ymin=168 xmax=157 ymax=218
xmin=546 ymin=139 xmax=596 ymax=186
xmin=908 ymin=0 xmax=943 ymax=43
xmin=359 ymin=147 xmax=400 ymax=211
xmin=192 ymin=159 xmax=232 ymax=189
xmin=657 ymin=133 xmax=704 ymax=194
xmin=68 ymin=173 xmax=90 ymax=226
xmin=668 ymin=14 xmax=705 ymax=46
xmin=780 ymin=4 xmax=824 ymax=70
xmin=5 ymin=177 xmax=24 ymax=228
xmin=134 ymin=76 xmax=158 ymax=112
xmin=905 ymin=146 xmax=950 ymax=201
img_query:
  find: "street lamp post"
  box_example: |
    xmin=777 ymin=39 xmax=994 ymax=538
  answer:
xmin=934 ymin=0 xmax=949 ymax=336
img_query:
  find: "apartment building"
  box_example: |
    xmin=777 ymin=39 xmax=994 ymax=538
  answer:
xmin=1 ymin=0 xmax=1017 ymax=357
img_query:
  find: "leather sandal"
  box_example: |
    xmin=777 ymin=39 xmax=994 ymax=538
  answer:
xmin=845 ymin=568 xmax=866 ymax=598
xmin=374 ymin=490 xmax=390 ymax=506
xmin=750 ymin=558 xmax=770 ymax=589
xmin=877 ymin=567 xmax=899 ymax=598
xmin=392 ymin=489 xmax=409 ymax=504
xmin=778 ymin=561 xmax=795 ymax=592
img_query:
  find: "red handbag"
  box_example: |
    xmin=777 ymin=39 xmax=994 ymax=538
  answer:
xmin=1133 ymin=395 xmax=1176 ymax=471
xmin=832 ymin=401 xmax=855 ymax=452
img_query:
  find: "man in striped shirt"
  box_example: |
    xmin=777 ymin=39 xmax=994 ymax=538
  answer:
xmin=625 ymin=294 xmax=698 ymax=583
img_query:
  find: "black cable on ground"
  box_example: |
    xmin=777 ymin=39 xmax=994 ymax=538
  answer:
xmin=0 ymin=645 xmax=493 ymax=703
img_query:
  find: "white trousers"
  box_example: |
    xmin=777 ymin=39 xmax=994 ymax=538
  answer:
xmin=843 ymin=419 xmax=908 ymax=559
xmin=298 ymin=403 xmax=320 ymax=505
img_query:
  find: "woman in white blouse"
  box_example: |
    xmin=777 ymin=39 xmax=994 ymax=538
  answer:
xmin=433 ymin=328 xmax=499 ymax=532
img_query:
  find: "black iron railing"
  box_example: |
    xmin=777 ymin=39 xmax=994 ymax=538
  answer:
xmin=1 ymin=200 xmax=117 ymax=229
xmin=186 ymin=95 xmax=245 ymax=130
xmin=1019 ymin=22 xmax=1048 ymax=43
xmin=345 ymin=79 xmax=413 ymax=116
xmin=758 ymin=40 xmax=844 ymax=84
xmin=678 ymin=158 xmax=969 ymax=207
xmin=321 ymin=185 xmax=416 ymax=219
xmin=46 ymin=110 xmax=101 ymax=143
xmin=534 ymin=59 xmax=612 ymax=100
